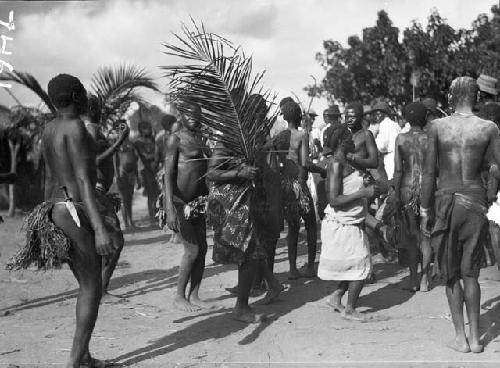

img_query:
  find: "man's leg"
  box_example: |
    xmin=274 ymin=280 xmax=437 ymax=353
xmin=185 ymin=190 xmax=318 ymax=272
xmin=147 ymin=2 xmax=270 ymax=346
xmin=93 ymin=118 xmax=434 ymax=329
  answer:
xmin=406 ymin=243 xmax=420 ymax=292
xmin=420 ymin=235 xmax=432 ymax=291
xmin=489 ymin=222 xmax=500 ymax=272
xmin=233 ymin=259 xmax=262 ymax=322
xmin=101 ymin=229 xmax=124 ymax=299
xmin=327 ymin=281 xmax=348 ymax=312
xmin=287 ymin=219 xmax=301 ymax=279
xmin=343 ymin=280 xmax=365 ymax=321
xmin=462 ymin=275 xmax=483 ymax=353
xmin=303 ymin=211 xmax=317 ymax=278
xmin=445 ymin=280 xmax=471 ymax=353
xmin=173 ymin=237 xmax=200 ymax=312
xmin=51 ymin=205 xmax=103 ymax=367
xmin=188 ymin=219 xmax=216 ymax=309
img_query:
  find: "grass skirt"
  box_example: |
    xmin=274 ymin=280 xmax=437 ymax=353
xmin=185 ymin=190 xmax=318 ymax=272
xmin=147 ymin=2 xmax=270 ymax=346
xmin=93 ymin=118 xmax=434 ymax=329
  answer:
xmin=7 ymin=201 xmax=71 ymax=270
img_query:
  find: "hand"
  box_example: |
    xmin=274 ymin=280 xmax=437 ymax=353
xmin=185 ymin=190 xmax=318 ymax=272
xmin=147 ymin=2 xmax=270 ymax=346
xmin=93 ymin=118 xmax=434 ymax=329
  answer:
xmin=364 ymin=184 xmax=380 ymax=198
xmin=165 ymin=207 xmax=180 ymax=233
xmin=237 ymin=165 xmax=259 ymax=180
xmin=136 ymin=180 xmax=142 ymax=190
xmin=420 ymin=214 xmax=432 ymax=237
xmin=94 ymin=228 xmax=115 ymax=256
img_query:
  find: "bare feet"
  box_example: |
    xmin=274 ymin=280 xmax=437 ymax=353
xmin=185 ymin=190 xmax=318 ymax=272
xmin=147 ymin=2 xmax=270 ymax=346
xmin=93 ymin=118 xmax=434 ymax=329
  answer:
xmin=446 ymin=338 xmax=471 ymax=353
xmin=255 ymin=284 xmax=284 ymax=305
xmin=190 ymin=297 xmax=220 ymax=310
xmin=173 ymin=297 xmax=201 ymax=312
xmin=288 ymin=269 xmax=301 ymax=280
xmin=420 ymin=274 xmax=430 ymax=292
xmin=101 ymin=293 xmax=127 ymax=305
xmin=231 ymin=308 xmax=268 ymax=323
xmin=301 ymin=265 xmax=317 ymax=279
xmin=470 ymin=342 xmax=484 ymax=353
xmin=78 ymin=355 xmax=111 ymax=367
xmin=326 ymin=297 xmax=345 ymax=313
xmin=342 ymin=309 xmax=366 ymax=322
xmin=249 ymin=288 xmax=266 ymax=297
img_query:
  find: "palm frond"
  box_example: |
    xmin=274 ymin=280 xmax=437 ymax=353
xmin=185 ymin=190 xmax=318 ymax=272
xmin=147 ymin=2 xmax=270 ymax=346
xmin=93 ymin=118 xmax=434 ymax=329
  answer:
xmin=0 ymin=70 xmax=56 ymax=113
xmin=162 ymin=20 xmax=277 ymax=164
xmin=90 ymin=65 xmax=160 ymax=126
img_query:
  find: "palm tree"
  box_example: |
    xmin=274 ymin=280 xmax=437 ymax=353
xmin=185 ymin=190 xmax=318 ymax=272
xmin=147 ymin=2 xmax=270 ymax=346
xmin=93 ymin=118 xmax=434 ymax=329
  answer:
xmin=0 ymin=66 xmax=159 ymax=214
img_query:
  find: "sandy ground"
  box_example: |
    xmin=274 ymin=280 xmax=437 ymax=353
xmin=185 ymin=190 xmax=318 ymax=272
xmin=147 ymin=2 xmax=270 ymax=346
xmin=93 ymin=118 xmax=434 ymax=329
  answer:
xmin=1 ymin=193 xmax=500 ymax=367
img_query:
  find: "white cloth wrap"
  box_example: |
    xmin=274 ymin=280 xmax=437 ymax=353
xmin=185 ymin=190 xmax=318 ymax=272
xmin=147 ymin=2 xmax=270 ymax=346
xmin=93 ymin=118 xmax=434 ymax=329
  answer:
xmin=487 ymin=198 xmax=500 ymax=225
xmin=318 ymin=171 xmax=372 ymax=281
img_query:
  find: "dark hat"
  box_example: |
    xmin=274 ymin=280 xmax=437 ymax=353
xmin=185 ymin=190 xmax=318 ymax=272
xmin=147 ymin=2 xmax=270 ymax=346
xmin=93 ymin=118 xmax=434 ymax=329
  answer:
xmin=324 ymin=104 xmax=341 ymax=117
xmin=372 ymin=101 xmax=391 ymax=113
xmin=403 ymin=102 xmax=427 ymax=127
xmin=306 ymin=108 xmax=318 ymax=117
xmin=345 ymin=101 xmax=364 ymax=116
xmin=421 ymin=97 xmax=438 ymax=114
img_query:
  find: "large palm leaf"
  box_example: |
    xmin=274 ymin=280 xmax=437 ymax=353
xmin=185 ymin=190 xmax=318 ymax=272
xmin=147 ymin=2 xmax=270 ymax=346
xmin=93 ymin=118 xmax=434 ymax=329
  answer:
xmin=90 ymin=65 xmax=160 ymax=127
xmin=162 ymin=21 xmax=277 ymax=164
xmin=0 ymin=70 xmax=56 ymax=113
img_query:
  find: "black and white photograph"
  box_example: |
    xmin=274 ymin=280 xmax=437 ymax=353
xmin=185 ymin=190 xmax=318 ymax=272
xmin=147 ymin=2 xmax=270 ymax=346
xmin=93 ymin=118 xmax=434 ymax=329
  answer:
xmin=1 ymin=0 xmax=500 ymax=366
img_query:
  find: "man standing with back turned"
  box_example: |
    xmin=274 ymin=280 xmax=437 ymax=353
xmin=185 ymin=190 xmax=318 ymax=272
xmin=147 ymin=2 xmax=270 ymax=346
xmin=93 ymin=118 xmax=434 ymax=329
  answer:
xmin=421 ymin=77 xmax=500 ymax=354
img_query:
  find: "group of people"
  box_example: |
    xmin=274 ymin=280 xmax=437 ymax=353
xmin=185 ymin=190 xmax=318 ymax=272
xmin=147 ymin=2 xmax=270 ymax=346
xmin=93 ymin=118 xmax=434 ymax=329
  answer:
xmin=6 ymin=70 xmax=500 ymax=367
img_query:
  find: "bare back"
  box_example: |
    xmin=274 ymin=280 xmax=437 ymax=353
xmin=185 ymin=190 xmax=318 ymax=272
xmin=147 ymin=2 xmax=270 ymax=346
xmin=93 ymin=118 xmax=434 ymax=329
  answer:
xmin=432 ymin=115 xmax=498 ymax=189
xmin=397 ymin=129 xmax=427 ymax=188
xmin=42 ymin=117 xmax=97 ymax=202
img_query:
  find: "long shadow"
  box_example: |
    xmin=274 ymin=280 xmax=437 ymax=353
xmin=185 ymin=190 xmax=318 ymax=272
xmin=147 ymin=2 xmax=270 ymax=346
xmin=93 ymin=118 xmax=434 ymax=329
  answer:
xmin=1 ymin=262 xmax=229 ymax=313
xmin=124 ymin=233 xmax=170 ymax=248
xmin=480 ymin=295 xmax=500 ymax=347
xmin=356 ymin=263 xmax=416 ymax=313
xmin=112 ymin=274 xmax=336 ymax=365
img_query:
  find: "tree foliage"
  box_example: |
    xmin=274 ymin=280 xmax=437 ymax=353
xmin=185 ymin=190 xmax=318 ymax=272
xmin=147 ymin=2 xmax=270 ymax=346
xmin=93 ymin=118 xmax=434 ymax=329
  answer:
xmin=308 ymin=6 xmax=500 ymax=107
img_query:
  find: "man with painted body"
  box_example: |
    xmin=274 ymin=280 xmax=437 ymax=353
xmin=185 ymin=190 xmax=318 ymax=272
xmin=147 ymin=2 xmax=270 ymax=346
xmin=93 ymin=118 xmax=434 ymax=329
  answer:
xmin=421 ymin=77 xmax=500 ymax=353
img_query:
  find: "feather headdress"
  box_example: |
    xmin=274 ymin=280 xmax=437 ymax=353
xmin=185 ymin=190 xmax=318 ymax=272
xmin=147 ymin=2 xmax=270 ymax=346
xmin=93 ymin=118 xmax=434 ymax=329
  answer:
xmin=162 ymin=20 xmax=277 ymax=165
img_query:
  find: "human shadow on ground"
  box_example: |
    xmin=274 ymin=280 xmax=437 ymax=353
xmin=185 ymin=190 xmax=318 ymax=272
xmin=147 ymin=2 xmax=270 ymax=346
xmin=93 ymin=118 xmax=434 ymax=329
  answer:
xmin=1 ymin=262 xmax=229 ymax=314
xmin=357 ymin=263 xmax=416 ymax=313
xmin=124 ymin=233 xmax=169 ymax=247
xmin=480 ymin=295 xmax=500 ymax=347
xmin=112 ymin=273 xmax=336 ymax=365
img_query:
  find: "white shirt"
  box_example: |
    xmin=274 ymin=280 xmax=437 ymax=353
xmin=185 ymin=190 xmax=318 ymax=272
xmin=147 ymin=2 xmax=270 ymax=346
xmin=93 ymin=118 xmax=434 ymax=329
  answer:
xmin=375 ymin=116 xmax=401 ymax=180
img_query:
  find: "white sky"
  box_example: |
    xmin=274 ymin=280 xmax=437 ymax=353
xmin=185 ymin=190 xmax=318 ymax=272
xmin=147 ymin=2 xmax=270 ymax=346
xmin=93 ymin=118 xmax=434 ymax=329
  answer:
xmin=0 ymin=0 xmax=497 ymax=122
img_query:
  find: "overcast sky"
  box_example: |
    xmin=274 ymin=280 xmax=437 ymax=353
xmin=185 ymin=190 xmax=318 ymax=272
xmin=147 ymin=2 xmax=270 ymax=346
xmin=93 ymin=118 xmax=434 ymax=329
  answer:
xmin=0 ymin=0 xmax=497 ymax=118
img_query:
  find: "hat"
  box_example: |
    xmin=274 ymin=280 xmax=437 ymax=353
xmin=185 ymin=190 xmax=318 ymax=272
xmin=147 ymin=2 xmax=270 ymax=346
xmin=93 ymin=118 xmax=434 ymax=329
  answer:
xmin=372 ymin=101 xmax=391 ymax=113
xmin=306 ymin=108 xmax=318 ymax=117
xmin=421 ymin=97 xmax=438 ymax=114
xmin=323 ymin=104 xmax=341 ymax=116
xmin=403 ymin=102 xmax=427 ymax=127
xmin=477 ymin=74 xmax=499 ymax=96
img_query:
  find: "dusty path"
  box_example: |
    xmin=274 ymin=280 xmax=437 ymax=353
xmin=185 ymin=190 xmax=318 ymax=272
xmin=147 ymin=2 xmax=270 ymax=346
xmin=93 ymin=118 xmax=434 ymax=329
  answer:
xmin=1 ymin=193 xmax=500 ymax=367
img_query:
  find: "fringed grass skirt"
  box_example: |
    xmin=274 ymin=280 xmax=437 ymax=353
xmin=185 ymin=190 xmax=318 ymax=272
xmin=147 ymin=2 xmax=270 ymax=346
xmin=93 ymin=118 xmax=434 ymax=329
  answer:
xmin=7 ymin=201 xmax=71 ymax=270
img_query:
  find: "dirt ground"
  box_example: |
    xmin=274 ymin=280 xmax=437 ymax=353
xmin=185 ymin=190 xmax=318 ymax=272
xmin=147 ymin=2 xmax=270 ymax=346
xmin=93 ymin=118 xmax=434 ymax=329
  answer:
xmin=1 ymin=193 xmax=500 ymax=367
